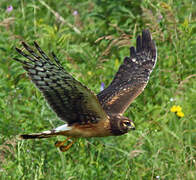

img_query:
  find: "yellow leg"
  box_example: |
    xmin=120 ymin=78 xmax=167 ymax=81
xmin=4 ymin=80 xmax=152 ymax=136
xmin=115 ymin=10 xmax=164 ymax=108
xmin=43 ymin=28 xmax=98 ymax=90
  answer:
xmin=59 ymin=140 xmax=75 ymax=152
xmin=55 ymin=137 xmax=70 ymax=147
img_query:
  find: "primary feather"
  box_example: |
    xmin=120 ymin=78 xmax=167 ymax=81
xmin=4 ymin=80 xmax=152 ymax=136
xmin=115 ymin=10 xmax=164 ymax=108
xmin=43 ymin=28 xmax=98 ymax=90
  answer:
xmin=14 ymin=42 xmax=108 ymax=126
xmin=97 ymin=29 xmax=157 ymax=114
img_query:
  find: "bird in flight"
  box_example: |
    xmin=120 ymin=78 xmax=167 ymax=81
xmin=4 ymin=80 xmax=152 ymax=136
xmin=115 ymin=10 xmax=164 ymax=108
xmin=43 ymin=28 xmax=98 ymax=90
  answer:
xmin=14 ymin=29 xmax=157 ymax=152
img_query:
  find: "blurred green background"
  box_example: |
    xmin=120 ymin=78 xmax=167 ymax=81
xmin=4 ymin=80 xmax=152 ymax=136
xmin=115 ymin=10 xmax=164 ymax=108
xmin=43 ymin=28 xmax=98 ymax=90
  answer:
xmin=0 ymin=0 xmax=195 ymax=179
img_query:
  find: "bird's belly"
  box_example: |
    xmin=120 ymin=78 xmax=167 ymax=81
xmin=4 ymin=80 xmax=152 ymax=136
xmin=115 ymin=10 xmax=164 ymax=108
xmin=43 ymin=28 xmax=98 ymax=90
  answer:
xmin=60 ymin=123 xmax=111 ymax=138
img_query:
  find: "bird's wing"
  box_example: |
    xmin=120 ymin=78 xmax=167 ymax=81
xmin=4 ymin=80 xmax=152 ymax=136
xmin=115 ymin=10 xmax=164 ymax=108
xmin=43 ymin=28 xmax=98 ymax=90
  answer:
xmin=14 ymin=42 xmax=109 ymax=125
xmin=97 ymin=29 xmax=157 ymax=114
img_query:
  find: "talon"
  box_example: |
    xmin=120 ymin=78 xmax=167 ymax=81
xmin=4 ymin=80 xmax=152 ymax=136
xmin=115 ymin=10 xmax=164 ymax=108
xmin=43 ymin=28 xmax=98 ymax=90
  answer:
xmin=59 ymin=140 xmax=75 ymax=152
xmin=55 ymin=137 xmax=70 ymax=147
xmin=55 ymin=141 xmax=63 ymax=147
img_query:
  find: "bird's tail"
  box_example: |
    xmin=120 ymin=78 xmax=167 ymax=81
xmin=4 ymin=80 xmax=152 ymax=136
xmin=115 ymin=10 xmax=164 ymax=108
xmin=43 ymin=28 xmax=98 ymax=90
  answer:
xmin=20 ymin=131 xmax=59 ymax=139
xmin=19 ymin=124 xmax=72 ymax=139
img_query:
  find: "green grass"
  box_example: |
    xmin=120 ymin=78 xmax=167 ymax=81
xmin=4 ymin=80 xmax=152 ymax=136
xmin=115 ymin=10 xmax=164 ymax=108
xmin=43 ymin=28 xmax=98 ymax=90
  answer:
xmin=0 ymin=0 xmax=195 ymax=179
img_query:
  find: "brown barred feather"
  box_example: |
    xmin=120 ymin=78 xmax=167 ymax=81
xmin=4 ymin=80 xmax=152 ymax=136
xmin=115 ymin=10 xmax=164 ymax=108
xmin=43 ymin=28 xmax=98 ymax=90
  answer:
xmin=97 ymin=29 xmax=157 ymax=114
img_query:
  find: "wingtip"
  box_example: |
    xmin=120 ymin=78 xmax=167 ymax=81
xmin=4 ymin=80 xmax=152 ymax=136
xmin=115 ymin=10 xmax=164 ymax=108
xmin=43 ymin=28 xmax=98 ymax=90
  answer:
xmin=142 ymin=29 xmax=156 ymax=54
xmin=132 ymin=29 xmax=154 ymax=56
xmin=142 ymin=29 xmax=152 ymax=42
xmin=13 ymin=57 xmax=21 ymax=62
xmin=142 ymin=29 xmax=151 ymax=37
xmin=15 ymin=47 xmax=22 ymax=54
xmin=15 ymin=46 xmax=20 ymax=51
xmin=33 ymin=41 xmax=39 ymax=48
xmin=130 ymin=29 xmax=157 ymax=65
xmin=130 ymin=46 xmax=136 ymax=57
xmin=142 ymin=29 xmax=150 ymax=34
xmin=21 ymin=41 xmax=28 ymax=48
xmin=17 ymin=134 xmax=25 ymax=140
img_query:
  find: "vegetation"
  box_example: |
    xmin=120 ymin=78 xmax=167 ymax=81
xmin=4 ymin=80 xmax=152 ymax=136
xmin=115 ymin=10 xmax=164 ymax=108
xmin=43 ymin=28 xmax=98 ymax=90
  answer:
xmin=0 ymin=0 xmax=195 ymax=179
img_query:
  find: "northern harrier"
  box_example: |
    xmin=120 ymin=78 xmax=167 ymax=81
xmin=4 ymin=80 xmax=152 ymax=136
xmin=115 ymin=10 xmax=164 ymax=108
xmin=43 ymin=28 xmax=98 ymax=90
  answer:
xmin=14 ymin=29 xmax=157 ymax=151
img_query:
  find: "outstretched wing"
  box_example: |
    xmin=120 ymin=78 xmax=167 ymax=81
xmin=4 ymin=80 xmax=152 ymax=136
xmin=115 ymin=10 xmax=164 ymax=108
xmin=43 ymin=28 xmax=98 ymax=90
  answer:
xmin=97 ymin=29 xmax=157 ymax=114
xmin=14 ymin=42 xmax=108 ymax=125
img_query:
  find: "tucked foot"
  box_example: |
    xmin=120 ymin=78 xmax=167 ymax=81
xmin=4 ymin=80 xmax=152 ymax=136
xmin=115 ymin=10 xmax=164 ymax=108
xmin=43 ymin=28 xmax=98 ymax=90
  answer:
xmin=59 ymin=140 xmax=75 ymax=152
xmin=55 ymin=137 xmax=70 ymax=147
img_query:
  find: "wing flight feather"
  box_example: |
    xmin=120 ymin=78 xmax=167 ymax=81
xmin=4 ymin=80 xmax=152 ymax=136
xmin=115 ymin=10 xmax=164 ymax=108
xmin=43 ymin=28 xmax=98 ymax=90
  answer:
xmin=14 ymin=42 xmax=108 ymax=125
xmin=97 ymin=29 xmax=157 ymax=114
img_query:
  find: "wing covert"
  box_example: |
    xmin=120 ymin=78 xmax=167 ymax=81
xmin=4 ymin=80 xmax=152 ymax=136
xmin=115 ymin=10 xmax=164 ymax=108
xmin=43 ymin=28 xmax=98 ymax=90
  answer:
xmin=14 ymin=42 xmax=108 ymax=125
xmin=97 ymin=29 xmax=157 ymax=114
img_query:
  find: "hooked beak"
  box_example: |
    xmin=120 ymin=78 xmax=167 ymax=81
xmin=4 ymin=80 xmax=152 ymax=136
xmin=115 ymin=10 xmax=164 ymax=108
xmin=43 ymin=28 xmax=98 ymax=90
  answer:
xmin=129 ymin=121 xmax=135 ymax=130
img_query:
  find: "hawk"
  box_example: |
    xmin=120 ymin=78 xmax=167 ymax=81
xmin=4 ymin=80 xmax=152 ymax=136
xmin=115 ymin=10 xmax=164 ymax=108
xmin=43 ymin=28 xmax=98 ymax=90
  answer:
xmin=14 ymin=29 xmax=157 ymax=151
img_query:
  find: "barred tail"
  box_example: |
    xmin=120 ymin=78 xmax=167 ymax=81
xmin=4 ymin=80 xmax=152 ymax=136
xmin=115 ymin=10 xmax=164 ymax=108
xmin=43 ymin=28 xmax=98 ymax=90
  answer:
xmin=19 ymin=124 xmax=72 ymax=139
xmin=20 ymin=131 xmax=59 ymax=139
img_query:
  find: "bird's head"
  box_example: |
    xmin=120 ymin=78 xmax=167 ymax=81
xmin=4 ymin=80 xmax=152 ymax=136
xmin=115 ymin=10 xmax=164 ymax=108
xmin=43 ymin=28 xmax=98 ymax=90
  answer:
xmin=110 ymin=115 xmax=135 ymax=136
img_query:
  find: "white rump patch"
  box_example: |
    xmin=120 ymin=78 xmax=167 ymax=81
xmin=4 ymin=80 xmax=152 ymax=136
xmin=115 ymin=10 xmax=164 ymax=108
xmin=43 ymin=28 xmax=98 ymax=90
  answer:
xmin=42 ymin=130 xmax=52 ymax=134
xmin=54 ymin=124 xmax=72 ymax=132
